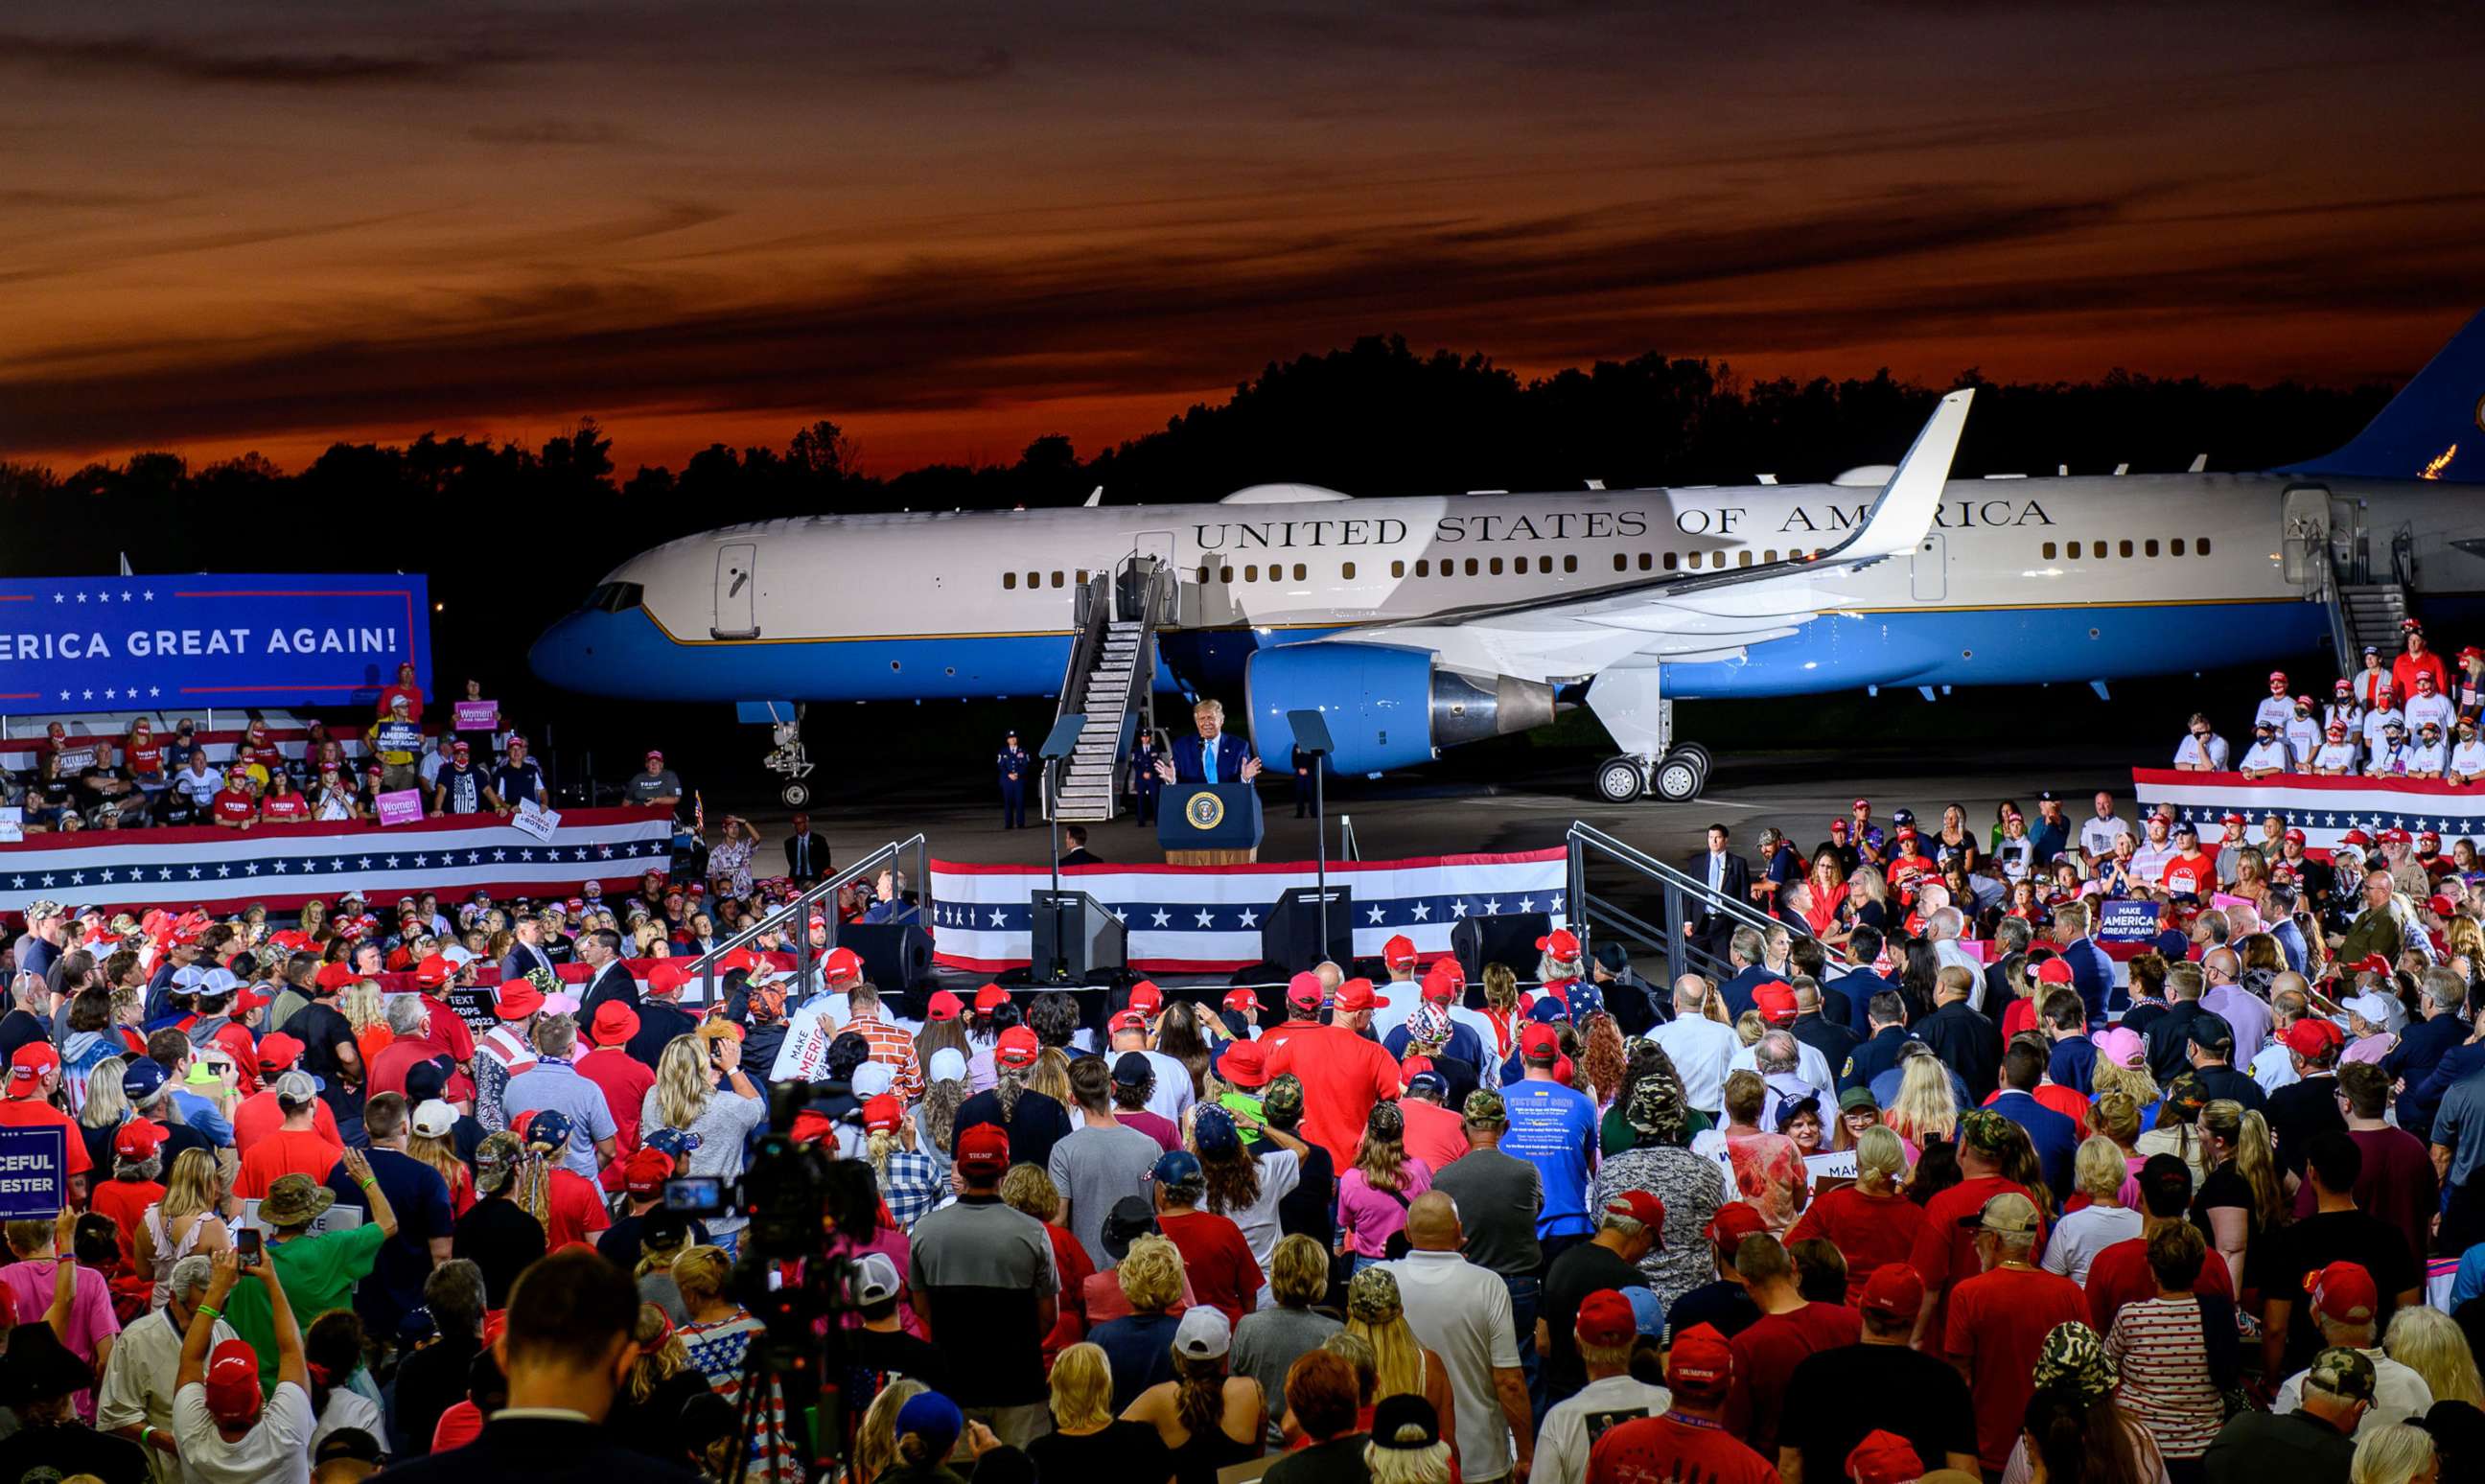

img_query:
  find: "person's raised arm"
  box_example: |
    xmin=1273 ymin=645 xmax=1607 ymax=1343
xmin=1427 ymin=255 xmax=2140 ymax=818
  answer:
xmin=45 ymin=1208 xmax=76 ymax=1341
xmin=250 ymin=1244 xmax=307 ymax=1393
xmin=177 ymin=1249 xmax=240 ymax=1391
xmin=338 ymin=1147 xmax=397 ymax=1239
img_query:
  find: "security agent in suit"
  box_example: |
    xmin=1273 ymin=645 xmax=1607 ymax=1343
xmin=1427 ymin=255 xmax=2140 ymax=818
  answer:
xmin=1128 ymin=734 xmax=1165 ymax=825
xmin=996 ymin=730 xmax=1032 ymax=829
xmin=782 ymin=812 xmax=828 ymax=883
xmin=1682 ymin=822 xmax=1753 ymax=970
xmin=1155 ymin=698 xmax=1263 ymax=786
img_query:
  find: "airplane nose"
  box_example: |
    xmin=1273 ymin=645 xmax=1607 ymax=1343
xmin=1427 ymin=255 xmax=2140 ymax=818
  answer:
xmin=527 ymin=613 xmax=597 ymax=692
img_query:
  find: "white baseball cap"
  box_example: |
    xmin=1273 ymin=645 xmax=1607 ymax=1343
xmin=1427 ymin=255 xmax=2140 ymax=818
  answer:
xmin=1173 ymin=1305 xmax=1231 ymax=1359
xmin=2348 ymin=991 xmax=2400 ymax=1026
xmin=411 ymin=1099 xmax=457 ymax=1140
xmin=850 ymin=1062 xmax=894 ymax=1099
xmin=853 ymin=1252 xmax=903 ymax=1307
xmin=927 ymin=1048 xmax=967 ymax=1084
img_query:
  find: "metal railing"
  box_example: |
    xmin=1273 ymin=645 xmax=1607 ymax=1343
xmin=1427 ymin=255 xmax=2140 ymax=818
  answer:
xmin=678 ymin=833 xmax=930 ymax=1006
xmin=1564 ymin=820 xmax=1851 ymax=985
xmin=2323 ymin=545 xmax=2357 ymax=676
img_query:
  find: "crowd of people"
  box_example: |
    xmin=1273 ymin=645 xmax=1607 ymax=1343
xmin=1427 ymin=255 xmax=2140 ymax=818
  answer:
xmin=2174 ymin=622 xmax=2485 ymax=780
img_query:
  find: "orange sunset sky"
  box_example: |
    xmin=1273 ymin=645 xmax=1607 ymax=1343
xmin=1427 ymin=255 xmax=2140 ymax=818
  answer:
xmin=3 ymin=2 xmax=2482 ymax=477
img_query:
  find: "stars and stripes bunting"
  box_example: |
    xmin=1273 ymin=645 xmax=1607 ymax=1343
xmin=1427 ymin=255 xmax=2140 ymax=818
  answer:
xmin=2131 ymin=767 xmax=2485 ymax=850
xmin=0 ymin=806 xmax=673 ymax=916
xmin=929 ymin=846 xmax=1568 ymax=971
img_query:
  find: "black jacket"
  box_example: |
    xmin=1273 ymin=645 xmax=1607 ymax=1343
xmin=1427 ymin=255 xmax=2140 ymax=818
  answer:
xmin=382 ymin=1416 xmax=699 ymax=1484
xmin=1917 ymin=1001 xmax=2003 ymax=1103
xmin=783 ymin=830 xmax=829 ymax=879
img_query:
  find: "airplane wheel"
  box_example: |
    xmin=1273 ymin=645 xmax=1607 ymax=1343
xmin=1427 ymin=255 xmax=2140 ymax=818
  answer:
xmin=1650 ymin=752 xmax=1706 ymax=803
xmin=780 ymin=782 xmax=812 ymax=808
xmin=1674 ymin=740 xmax=1713 ymax=773
xmin=1594 ymin=756 xmax=1647 ymax=803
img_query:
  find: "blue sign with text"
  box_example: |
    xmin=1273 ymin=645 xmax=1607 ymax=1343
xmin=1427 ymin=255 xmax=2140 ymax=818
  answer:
xmin=0 ymin=1125 xmax=65 ymax=1218
xmin=0 ymin=574 xmax=430 ymax=712
xmin=2096 ymin=897 xmax=2161 ymax=944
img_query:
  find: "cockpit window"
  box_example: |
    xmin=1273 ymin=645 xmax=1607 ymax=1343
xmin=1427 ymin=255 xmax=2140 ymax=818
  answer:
xmin=585 ymin=582 xmax=644 ymax=614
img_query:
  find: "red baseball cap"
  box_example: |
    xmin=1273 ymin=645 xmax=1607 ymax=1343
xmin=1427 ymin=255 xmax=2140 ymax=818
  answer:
xmin=1382 ymin=935 xmax=1418 ymax=970
xmin=1537 ymin=927 xmax=1581 ymax=961
xmin=621 ymin=1147 xmax=674 ymax=1194
xmin=822 ymin=947 xmax=863 ymax=986
xmin=1666 ymin=1323 xmax=1734 ymax=1395
xmin=255 ymin=1032 xmax=307 ymax=1072
xmin=314 ymin=962 xmax=359 ymax=991
xmin=1601 ymin=1189 xmax=1666 ymax=1241
xmin=1222 ymin=986 xmax=1261 ymax=1014
xmin=2268 ymin=670 xmax=2288 ymax=685
xmin=2034 ymin=957 xmax=2075 ymax=985
xmin=923 ymin=989 xmax=964 ymax=1022
xmin=862 ymin=1095 xmax=905 ymax=1134
xmin=590 ymin=1000 xmax=640 ymax=1047
xmin=2220 ymin=812 xmax=2245 ymax=826
xmin=7 ymin=1042 xmax=58 ymax=1092
xmin=204 ymin=1338 xmax=264 ymax=1423
xmin=1109 ymin=1009 xmax=1149 ymax=1034
xmin=1846 ymin=1430 xmax=1927 ymax=1484
xmin=974 ymin=983 xmax=1009 ymax=1013
xmin=1287 ymin=972 xmax=1325 ymax=1010
xmin=1705 ymin=1202 xmax=1766 ymax=1249
xmin=1520 ymin=1022 xmax=1562 ymax=1059
xmin=1754 ymin=984 xmax=1799 ymax=1024
xmin=2310 ymin=1261 xmax=2378 ymax=1324
xmin=994 ymin=1026 xmax=1040 ymax=1069
xmin=1126 ymin=981 xmax=1165 ymax=1014
xmin=644 ymin=962 xmax=689 ymax=999
xmin=1573 ymin=1288 xmax=1637 ymax=1348
xmin=1335 ymin=979 xmax=1388 ymax=1013
xmin=495 ymin=982 xmax=546 ymax=1020
xmin=2286 ymin=1018 xmax=2346 ymax=1059
xmin=956 ymin=1122 xmax=1011 ymax=1176
xmin=2284 ymin=828 xmax=2307 ymax=846
xmin=1218 ymin=1040 xmax=1269 ymax=1089
xmin=114 ymin=1119 xmax=166 ymax=1161
xmin=413 ymin=954 xmax=454 ymax=988
xmin=1858 ymin=1262 xmax=1925 ymax=1319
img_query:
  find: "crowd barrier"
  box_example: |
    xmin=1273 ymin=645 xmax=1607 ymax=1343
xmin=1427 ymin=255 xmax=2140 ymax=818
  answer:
xmin=928 ymin=846 xmax=1569 ymax=972
xmin=0 ymin=804 xmax=672 ymax=917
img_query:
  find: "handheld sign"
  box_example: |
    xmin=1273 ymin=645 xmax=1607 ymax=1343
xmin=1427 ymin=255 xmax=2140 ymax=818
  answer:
xmin=373 ymin=721 xmax=425 ymax=755
xmin=0 ymin=1125 xmax=66 ymax=1218
xmin=453 ymin=701 xmax=499 ymax=732
xmin=445 ymin=985 xmax=499 ymax=1036
xmin=2095 ymin=898 xmax=2160 ymax=944
xmin=376 ymin=789 xmax=424 ymax=826
xmin=511 ymin=800 xmax=562 ymax=844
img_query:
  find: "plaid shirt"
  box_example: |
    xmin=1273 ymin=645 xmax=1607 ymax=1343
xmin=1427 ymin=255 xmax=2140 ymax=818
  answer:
xmin=848 ymin=1010 xmax=924 ymax=1102
xmin=877 ymin=1149 xmax=944 ymax=1230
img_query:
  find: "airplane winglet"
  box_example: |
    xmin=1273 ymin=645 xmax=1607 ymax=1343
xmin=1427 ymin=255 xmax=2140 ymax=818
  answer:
xmin=1821 ymin=388 xmax=1974 ymax=567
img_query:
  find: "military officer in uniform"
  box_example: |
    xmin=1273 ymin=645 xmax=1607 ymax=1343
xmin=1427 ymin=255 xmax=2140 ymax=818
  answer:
xmin=1130 ymin=731 xmax=1164 ymax=825
xmin=997 ymin=730 xmax=1032 ymax=828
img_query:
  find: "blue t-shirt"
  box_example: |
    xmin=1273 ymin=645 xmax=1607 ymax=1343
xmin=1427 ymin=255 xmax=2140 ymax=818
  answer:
xmin=1499 ymin=1077 xmax=1600 ymax=1239
xmin=499 ymin=1061 xmax=621 ymax=1177
xmin=1090 ymin=1311 xmax=1180 ymax=1410
xmin=325 ymin=1147 xmax=455 ymax=1334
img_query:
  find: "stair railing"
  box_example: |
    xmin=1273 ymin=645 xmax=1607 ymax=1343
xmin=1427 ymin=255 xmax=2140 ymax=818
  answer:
xmin=1045 ymin=571 xmax=1115 ymax=821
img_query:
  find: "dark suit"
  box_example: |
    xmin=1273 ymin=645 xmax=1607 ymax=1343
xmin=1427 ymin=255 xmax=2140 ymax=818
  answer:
xmin=2059 ymin=937 xmax=2119 ymax=1023
xmin=576 ymin=961 xmax=639 ymax=1022
xmin=1842 ymin=1023 xmax=1911 ymax=1092
xmin=1988 ymin=1088 xmax=2079 ymax=1199
xmin=1792 ymin=1011 xmax=1861 ymax=1080
xmin=1827 ymin=966 xmax=1899 ymax=1036
xmin=2387 ymin=1012 xmax=2470 ymax=1134
xmin=382 ymin=1415 xmax=698 ymax=1484
xmin=2145 ymin=1000 xmax=2218 ymax=1084
xmin=1684 ymin=850 xmax=1753 ymax=967
xmin=1918 ymin=1000 xmax=2003 ymax=1103
xmin=783 ymin=829 xmax=827 ymax=883
xmin=1715 ymin=965 xmax=1788 ymax=1024
xmin=1170 ymin=731 xmax=1256 ymax=783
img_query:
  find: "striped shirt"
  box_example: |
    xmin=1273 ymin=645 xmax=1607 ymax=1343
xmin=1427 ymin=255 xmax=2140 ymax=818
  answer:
xmin=683 ymin=1311 xmax=801 ymax=1482
xmin=2106 ymin=1296 xmax=2226 ymax=1459
xmin=848 ymin=1012 xmax=925 ymax=1102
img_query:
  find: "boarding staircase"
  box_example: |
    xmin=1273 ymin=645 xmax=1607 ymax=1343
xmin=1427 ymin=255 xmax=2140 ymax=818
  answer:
xmin=2321 ymin=522 xmax=2419 ymax=674
xmin=1048 ymin=561 xmax=1175 ymax=823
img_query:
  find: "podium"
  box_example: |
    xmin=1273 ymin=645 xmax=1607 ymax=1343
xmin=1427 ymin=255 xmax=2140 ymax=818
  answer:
xmin=1160 ymin=782 xmax=1264 ymax=865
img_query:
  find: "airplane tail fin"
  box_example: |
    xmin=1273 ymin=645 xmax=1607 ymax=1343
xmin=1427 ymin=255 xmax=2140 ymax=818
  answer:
xmin=2281 ymin=309 xmax=2485 ymax=483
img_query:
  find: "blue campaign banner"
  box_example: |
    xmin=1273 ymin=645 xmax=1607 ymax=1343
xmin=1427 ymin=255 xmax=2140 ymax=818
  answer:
xmin=2096 ymin=897 xmax=2161 ymax=944
xmin=0 ymin=574 xmax=430 ymax=711
xmin=0 ymin=1125 xmax=65 ymax=1218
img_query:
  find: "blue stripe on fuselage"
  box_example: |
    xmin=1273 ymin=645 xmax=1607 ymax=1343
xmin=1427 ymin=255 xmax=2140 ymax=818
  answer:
xmin=530 ymin=598 xmax=2330 ymax=705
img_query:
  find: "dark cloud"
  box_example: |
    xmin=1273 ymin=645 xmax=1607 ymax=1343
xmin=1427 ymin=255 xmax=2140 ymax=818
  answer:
xmin=0 ymin=31 xmax=524 ymax=86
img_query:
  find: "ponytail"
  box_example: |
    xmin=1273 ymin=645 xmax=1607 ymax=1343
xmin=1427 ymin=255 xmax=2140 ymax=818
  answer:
xmin=2233 ymin=1107 xmax=2287 ymax=1231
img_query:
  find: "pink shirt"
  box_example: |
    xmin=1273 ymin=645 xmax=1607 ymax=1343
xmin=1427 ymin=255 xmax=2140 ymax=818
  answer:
xmin=0 ymin=1260 xmax=119 ymax=1420
xmin=1336 ymin=1158 xmax=1435 ymax=1258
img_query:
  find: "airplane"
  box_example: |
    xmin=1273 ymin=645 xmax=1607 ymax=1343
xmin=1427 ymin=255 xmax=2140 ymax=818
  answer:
xmin=529 ymin=311 xmax=2485 ymax=809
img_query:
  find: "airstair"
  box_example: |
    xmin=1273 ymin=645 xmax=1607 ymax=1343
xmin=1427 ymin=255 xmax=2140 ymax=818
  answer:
xmin=1047 ymin=560 xmax=1175 ymax=823
xmin=2316 ymin=513 xmax=2418 ymax=675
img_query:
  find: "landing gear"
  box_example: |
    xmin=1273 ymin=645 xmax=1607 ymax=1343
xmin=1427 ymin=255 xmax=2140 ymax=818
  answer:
xmin=1585 ymin=669 xmax=1709 ymax=803
xmin=1595 ymin=756 xmax=1648 ymax=802
xmin=1649 ymin=748 xmax=1707 ymax=802
xmin=763 ymin=716 xmax=816 ymax=809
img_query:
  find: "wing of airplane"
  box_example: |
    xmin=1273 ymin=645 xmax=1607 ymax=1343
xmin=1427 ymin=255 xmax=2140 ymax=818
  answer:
xmin=1360 ymin=387 xmax=1974 ymax=682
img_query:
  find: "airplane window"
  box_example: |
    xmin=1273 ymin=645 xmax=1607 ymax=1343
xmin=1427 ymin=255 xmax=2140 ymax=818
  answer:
xmin=1390 ymin=561 xmax=1404 ymax=578
xmin=1564 ymin=555 xmax=1576 ymax=573
xmin=1076 ymin=569 xmax=1089 ymax=585
xmin=2171 ymin=539 xmax=2186 ymax=556
xmin=2116 ymin=542 xmax=2130 ymax=559
xmin=1489 ymin=557 xmax=1504 ymax=576
xmin=1003 ymin=572 xmax=1016 ymax=590
xmin=1293 ymin=564 xmax=1307 ymax=581
xmin=1196 ymin=565 xmax=1210 ymax=584
xmin=1464 ymin=558 xmax=1479 ymax=576
xmin=2042 ymin=543 xmax=2056 ymax=560
xmin=1218 ymin=568 xmax=1233 ymax=583
xmin=1244 ymin=565 xmax=1259 ymax=582
xmin=2067 ymin=542 xmax=2081 ymax=559
xmin=2145 ymin=539 xmax=2159 ymax=557
xmin=1688 ymin=551 xmax=1703 ymax=569
xmin=1026 ymin=571 xmax=1039 ymax=588
xmin=2196 ymin=537 xmax=2212 ymax=555
xmin=1662 ymin=552 xmax=1678 ymax=571
xmin=1414 ymin=559 xmax=1429 ymax=577
xmin=1738 ymin=550 xmax=1753 ymax=568
xmin=1342 ymin=562 xmax=1357 ymax=580
xmin=1614 ymin=554 xmax=1628 ymax=572
xmin=1763 ymin=549 xmax=1777 ymax=563
xmin=586 ymin=582 xmax=645 ymax=614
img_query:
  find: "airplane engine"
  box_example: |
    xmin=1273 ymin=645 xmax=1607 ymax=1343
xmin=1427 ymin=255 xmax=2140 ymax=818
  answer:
xmin=1242 ymin=640 xmax=1560 ymax=775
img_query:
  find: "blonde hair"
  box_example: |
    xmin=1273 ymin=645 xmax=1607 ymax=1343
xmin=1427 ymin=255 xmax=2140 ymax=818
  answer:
xmin=626 ymin=1302 xmax=688 ymax=1403
xmin=2088 ymin=1090 xmax=2143 ymax=1147
xmin=1886 ymin=1055 xmax=1959 ymax=1144
xmin=670 ymin=1243 xmax=732 ymax=1305
xmin=2384 ymin=1305 xmax=2485 ymax=1406
xmin=1116 ymin=1235 xmax=1183 ymax=1312
xmin=78 ymin=1058 xmax=128 ymax=1128
xmin=2349 ymin=1422 xmax=2437 ymax=1484
xmin=999 ymin=1163 xmax=1060 ymax=1223
xmin=1482 ymin=963 xmax=1521 ymax=1013
xmin=652 ymin=1035 xmax=712 ymax=1132
xmin=1028 ymin=1046 xmax=1073 ymax=1108
xmin=409 ymin=1131 xmax=466 ymax=1203
xmin=1732 ymin=1009 xmax=1765 ymax=1048
xmin=161 ymin=1148 xmax=221 ymax=1226
xmin=852 ymin=1379 xmax=926 ymax=1484
xmin=1047 ymin=1343 xmax=1114 ymax=1432
xmin=1345 ymin=1307 xmax=1426 ymax=1404
xmin=1854 ymin=1125 xmax=1906 ymax=1195
xmin=339 ymin=980 xmax=385 ymax=1034
xmin=2074 ymin=1136 xmax=2127 ymax=1203
xmin=2203 ymin=1101 xmax=2286 ymax=1231
xmin=1270 ymin=1234 xmax=1329 ymax=1309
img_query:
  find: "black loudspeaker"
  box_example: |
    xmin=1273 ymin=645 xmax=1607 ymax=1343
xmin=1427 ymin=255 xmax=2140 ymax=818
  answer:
xmin=1261 ymin=886 xmax=1354 ymax=973
xmin=1029 ymin=890 xmax=1127 ymax=984
xmin=1452 ymin=912 xmax=1553 ymax=985
xmin=837 ymin=922 xmax=933 ymax=996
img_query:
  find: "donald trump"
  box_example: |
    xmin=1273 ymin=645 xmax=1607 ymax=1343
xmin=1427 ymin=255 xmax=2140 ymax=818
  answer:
xmin=1155 ymin=698 xmax=1262 ymax=784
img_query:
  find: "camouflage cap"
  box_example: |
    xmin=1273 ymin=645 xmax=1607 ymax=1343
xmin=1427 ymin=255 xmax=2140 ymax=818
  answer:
xmin=1261 ymin=1072 xmax=1305 ymax=1123
xmin=1463 ymin=1088 xmax=1507 ymax=1125
xmin=1958 ymin=1108 xmax=2015 ymax=1155
xmin=2308 ymin=1345 xmax=2378 ymax=1403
